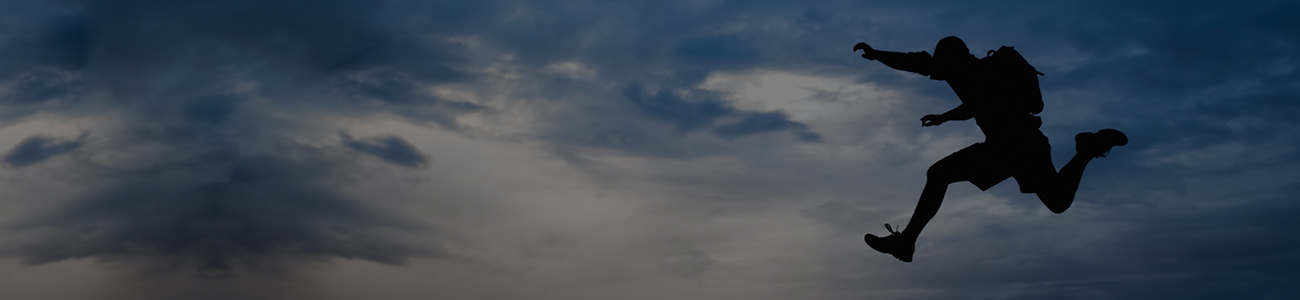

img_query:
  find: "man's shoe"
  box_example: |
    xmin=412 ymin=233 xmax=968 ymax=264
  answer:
xmin=1075 ymin=129 xmax=1128 ymax=158
xmin=864 ymin=224 xmax=915 ymax=262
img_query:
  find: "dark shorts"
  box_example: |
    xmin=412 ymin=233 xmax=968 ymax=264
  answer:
xmin=931 ymin=134 xmax=1056 ymax=193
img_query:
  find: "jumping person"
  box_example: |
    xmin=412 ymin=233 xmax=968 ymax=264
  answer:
xmin=853 ymin=37 xmax=1127 ymax=262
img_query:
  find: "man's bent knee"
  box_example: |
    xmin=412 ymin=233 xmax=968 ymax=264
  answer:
xmin=1037 ymin=192 xmax=1072 ymax=214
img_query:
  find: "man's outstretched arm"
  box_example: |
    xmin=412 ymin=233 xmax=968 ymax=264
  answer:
xmin=854 ymin=42 xmax=934 ymax=76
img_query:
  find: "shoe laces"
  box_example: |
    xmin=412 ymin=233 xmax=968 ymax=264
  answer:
xmin=884 ymin=223 xmax=902 ymax=236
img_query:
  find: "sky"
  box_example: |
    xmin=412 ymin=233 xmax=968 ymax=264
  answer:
xmin=0 ymin=0 xmax=1296 ymax=299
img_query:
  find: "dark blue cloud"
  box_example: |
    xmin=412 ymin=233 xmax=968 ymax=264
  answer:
xmin=329 ymin=69 xmax=485 ymax=129
xmin=2 ymin=134 xmax=86 ymax=167
xmin=713 ymin=111 xmax=821 ymax=142
xmin=342 ymin=134 xmax=430 ymax=168
xmin=623 ymin=85 xmax=820 ymax=141
xmin=674 ymin=35 xmax=761 ymax=68
xmin=624 ymin=86 xmax=732 ymax=133
xmin=2 ymin=69 xmax=82 ymax=106
xmin=184 ymin=95 xmax=238 ymax=124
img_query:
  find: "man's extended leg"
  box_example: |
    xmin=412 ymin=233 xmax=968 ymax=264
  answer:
xmin=1036 ymin=129 xmax=1127 ymax=213
xmin=901 ymin=180 xmax=948 ymax=243
xmin=865 ymin=151 xmax=970 ymax=262
xmin=865 ymin=179 xmax=951 ymax=262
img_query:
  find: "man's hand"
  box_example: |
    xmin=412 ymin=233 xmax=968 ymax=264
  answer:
xmin=921 ymin=114 xmax=947 ymax=127
xmin=853 ymin=42 xmax=878 ymax=60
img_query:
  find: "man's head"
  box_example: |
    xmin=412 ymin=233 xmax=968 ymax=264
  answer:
xmin=933 ymin=36 xmax=970 ymax=60
xmin=930 ymin=36 xmax=973 ymax=79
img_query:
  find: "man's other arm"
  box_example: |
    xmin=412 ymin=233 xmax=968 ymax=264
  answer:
xmin=921 ymin=104 xmax=974 ymax=127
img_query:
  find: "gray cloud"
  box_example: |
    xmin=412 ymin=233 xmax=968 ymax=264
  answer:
xmin=658 ymin=238 xmax=715 ymax=278
xmin=9 ymin=140 xmax=435 ymax=276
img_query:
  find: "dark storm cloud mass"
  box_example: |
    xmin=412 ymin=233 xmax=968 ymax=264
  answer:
xmin=0 ymin=0 xmax=1297 ymax=298
xmin=0 ymin=0 xmax=475 ymax=274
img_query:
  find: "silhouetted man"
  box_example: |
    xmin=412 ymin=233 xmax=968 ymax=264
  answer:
xmin=853 ymin=36 xmax=1127 ymax=262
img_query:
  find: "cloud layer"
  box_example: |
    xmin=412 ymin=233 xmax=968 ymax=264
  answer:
xmin=0 ymin=0 xmax=1296 ymax=299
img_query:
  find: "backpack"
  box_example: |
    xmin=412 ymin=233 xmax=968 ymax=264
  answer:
xmin=982 ymin=46 xmax=1045 ymax=115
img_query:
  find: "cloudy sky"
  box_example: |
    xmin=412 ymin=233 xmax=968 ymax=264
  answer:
xmin=0 ymin=0 xmax=1296 ymax=299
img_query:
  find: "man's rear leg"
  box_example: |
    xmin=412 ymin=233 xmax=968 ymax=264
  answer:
xmin=1036 ymin=129 xmax=1128 ymax=213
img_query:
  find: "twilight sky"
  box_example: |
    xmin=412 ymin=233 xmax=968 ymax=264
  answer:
xmin=0 ymin=0 xmax=1297 ymax=299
